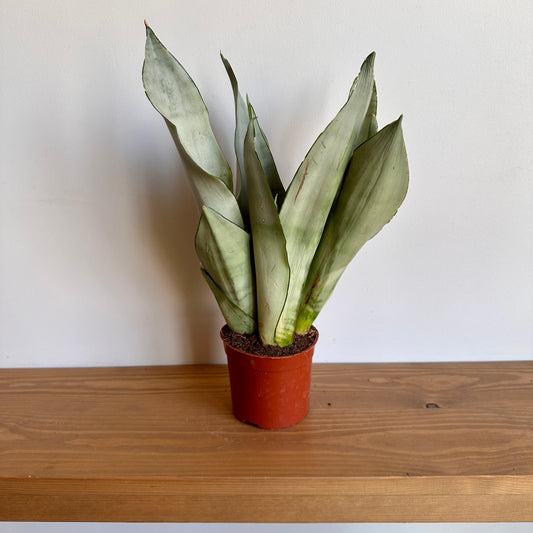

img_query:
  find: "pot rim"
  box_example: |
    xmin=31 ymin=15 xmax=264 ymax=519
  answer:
xmin=220 ymin=325 xmax=319 ymax=361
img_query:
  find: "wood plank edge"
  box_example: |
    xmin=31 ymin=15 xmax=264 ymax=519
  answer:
xmin=2 ymin=476 xmax=532 ymax=522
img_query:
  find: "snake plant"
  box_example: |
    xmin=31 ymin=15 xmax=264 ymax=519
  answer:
xmin=142 ymin=24 xmax=409 ymax=347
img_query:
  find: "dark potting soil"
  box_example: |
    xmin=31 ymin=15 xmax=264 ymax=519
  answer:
xmin=221 ymin=325 xmax=318 ymax=357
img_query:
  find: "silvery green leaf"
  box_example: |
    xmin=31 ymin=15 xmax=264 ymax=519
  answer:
xmin=220 ymin=54 xmax=249 ymax=219
xmin=200 ymin=269 xmax=256 ymax=334
xmin=295 ymin=116 xmax=409 ymax=333
xmin=275 ymin=53 xmax=376 ymax=346
xmin=247 ymin=99 xmax=285 ymax=208
xmin=143 ymin=25 xmax=243 ymax=227
xmin=195 ymin=206 xmax=255 ymax=319
xmin=353 ymin=81 xmax=378 ymax=149
xmin=244 ymin=118 xmax=289 ymax=345
xmin=221 ymin=55 xmax=285 ymax=225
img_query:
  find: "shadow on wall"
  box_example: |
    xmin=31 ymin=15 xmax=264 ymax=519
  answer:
xmin=140 ymin=157 xmax=222 ymax=364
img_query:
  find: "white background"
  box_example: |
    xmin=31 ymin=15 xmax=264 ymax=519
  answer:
xmin=0 ymin=0 xmax=532 ymax=530
xmin=1 ymin=0 xmax=531 ymax=367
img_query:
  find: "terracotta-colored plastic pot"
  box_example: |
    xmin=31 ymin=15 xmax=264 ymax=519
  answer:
xmin=221 ymin=328 xmax=318 ymax=429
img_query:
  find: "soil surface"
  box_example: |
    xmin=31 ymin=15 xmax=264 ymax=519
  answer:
xmin=221 ymin=325 xmax=318 ymax=357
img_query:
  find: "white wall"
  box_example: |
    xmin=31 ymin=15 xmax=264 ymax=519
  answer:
xmin=1 ymin=0 xmax=532 ymax=368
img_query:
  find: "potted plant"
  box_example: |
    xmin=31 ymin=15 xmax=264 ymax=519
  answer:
xmin=142 ymin=23 xmax=409 ymax=429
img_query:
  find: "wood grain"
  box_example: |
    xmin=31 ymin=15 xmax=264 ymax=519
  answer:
xmin=1 ymin=362 xmax=532 ymax=522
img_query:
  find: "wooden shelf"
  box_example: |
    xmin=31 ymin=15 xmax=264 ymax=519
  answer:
xmin=1 ymin=362 xmax=532 ymax=522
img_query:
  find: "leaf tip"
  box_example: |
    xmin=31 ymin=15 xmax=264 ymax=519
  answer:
xmin=365 ymin=51 xmax=376 ymax=67
xmin=144 ymin=20 xmax=157 ymax=43
xmin=144 ymin=20 xmax=153 ymax=37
